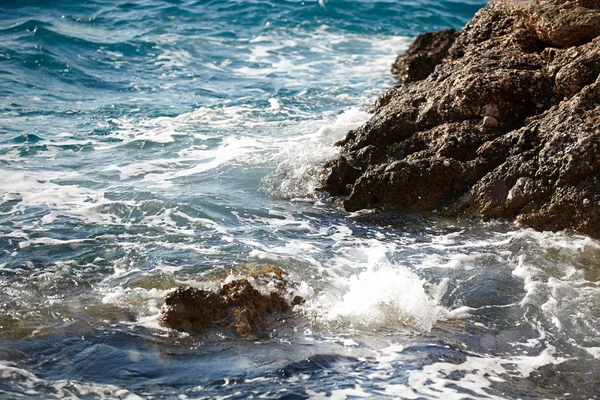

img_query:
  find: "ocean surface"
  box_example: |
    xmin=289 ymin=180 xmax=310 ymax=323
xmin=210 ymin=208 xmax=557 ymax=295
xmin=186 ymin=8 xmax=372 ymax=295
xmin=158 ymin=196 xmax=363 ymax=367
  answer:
xmin=1 ymin=0 xmax=600 ymax=398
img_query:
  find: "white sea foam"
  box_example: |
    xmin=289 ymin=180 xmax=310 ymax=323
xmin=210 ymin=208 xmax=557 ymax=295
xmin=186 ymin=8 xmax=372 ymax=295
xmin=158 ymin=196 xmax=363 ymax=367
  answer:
xmin=376 ymin=345 xmax=565 ymax=399
xmin=288 ymin=243 xmax=464 ymax=333
xmin=308 ymin=262 xmax=453 ymax=333
xmin=94 ymin=104 xmax=370 ymax=198
xmin=261 ymin=107 xmax=370 ymax=200
xmin=0 ymin=170 xmax=117 ymax=225
xmin=0 ymin=361 xmax=144 ymax=399
xmin=100 ymin=285 xmax=167 ymax=331
xmin=236 ymin=27 xmax=410 ymax=96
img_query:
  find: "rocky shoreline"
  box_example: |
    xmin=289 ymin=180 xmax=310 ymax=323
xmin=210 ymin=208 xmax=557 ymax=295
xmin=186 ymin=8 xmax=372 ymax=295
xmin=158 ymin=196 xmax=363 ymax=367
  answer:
xmin=322 ymin=0 xmax=600 ymax=238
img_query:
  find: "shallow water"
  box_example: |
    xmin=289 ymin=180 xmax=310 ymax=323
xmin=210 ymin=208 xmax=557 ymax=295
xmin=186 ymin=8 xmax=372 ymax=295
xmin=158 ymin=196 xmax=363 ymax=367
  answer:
xmin=2 ymin=0 xmax=600 ymax=398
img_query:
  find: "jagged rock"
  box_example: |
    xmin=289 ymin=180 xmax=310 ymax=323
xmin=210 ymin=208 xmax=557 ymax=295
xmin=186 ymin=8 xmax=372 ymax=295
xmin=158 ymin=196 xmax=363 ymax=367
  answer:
xmin=160 ymin=266 xmax=302 ymax=337
xmin=322 ymin=0 xmax=600 ymax=238
xmin=160 ymin=280 xmax=290 ymax=337
xmin=391 ymin=29 xmax=457 ymax=83
xmin=526 ymin=0 xmax=600 ymax=48
xmin=550 ymin=42 xmax=600 ymax=98
xmin=471 ymin=77 xmax=600 ymax=235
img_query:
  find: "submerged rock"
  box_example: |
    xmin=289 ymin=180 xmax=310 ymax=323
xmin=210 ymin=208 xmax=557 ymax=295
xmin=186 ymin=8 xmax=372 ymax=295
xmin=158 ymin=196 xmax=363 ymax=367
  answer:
xmin=322 ymin=0 xmax=600 ymax=238
xmin=160 ymin=265 xmax=302 ymax=337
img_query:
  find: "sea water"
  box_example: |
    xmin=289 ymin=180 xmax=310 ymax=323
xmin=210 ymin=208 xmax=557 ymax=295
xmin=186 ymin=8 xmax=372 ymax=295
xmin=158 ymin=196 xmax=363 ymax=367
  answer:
xmin=1 ymin=0 xmax=600 ymax=398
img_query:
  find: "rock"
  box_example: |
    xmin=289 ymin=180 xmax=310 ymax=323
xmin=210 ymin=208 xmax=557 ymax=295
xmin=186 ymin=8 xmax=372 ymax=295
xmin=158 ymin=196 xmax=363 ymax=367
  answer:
xmin=552 ymin=47 xmax=600 ymax=98
xmin=160 ymin=266 xmax=302 ymax=337
xmin=471 ymin=78 xmax=600 ymax=235
xmin=391 ymin=29 xmax=457 ymax=83
xmin=322 ymin=157 xmax=363 ymax=196
xmin=482 ymin=116 xmax=499 ymax=127
xmin=321 ymin=0 xmax=600 ymax=238
xmin=526 ymin=0 xmax=600 ymax=48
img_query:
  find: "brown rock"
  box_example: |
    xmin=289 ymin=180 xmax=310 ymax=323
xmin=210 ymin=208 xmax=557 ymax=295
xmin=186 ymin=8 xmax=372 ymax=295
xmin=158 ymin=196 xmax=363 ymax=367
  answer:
xmin=526 ymin=0 xmax=600 ymax=48
xmin=321 ymin=0 xmax=600 ymax=238
xmin=391 ymin=29 xmax=457 ymax=83
xmin=471 ymin=78 xmax=600 ymax=235
xmin=160 ymin=267 xmax=301 ymax=337
xmin=552 ymin=46 xmax=600 ymax=98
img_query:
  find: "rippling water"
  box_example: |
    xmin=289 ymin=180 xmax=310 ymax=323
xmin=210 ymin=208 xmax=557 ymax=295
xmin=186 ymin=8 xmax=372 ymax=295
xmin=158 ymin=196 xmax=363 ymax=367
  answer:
xmin=2 ymin=0 xmax=600 ymax=398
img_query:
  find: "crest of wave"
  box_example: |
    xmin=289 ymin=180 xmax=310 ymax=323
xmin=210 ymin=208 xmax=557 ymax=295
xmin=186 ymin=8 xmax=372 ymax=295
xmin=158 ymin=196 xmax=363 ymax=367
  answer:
xmin=306 ymin=262 xmax=461 ymax=333
xmin=261 ymin=107 xmax=369 ymax=200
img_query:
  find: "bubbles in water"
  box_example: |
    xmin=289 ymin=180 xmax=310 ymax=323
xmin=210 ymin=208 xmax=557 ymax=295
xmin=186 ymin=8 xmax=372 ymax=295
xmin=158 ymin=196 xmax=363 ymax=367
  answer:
xmin=319 ymin=262 xmax=450 ymax=332
xmin=261 ymin=107 xmax=370 ymax=200
xmin=300 ymin=244 xmax=463 ymax=333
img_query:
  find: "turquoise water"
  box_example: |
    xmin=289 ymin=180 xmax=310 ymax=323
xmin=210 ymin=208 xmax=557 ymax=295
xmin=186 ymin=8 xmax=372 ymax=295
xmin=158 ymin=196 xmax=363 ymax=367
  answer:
xmin=2 ymin=1 xmax=600 ymax=398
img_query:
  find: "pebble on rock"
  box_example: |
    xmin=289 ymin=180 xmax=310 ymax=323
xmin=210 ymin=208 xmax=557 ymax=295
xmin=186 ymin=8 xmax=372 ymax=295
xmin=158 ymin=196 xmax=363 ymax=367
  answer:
xmin=482 ymin=116 xmax=499 ymax=127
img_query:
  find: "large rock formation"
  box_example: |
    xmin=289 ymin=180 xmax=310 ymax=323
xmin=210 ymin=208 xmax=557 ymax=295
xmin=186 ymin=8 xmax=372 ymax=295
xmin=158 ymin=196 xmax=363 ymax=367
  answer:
xmin=322 ymin=0 xmax=600 ymax=238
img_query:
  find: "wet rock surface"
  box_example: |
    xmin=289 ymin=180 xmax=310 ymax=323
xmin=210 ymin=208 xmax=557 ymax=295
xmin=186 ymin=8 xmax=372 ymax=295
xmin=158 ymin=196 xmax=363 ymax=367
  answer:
xmin=160 ymin=265 xmax=302 ymax=337
xmin=322 ymin=0 xmax=600 ymax=238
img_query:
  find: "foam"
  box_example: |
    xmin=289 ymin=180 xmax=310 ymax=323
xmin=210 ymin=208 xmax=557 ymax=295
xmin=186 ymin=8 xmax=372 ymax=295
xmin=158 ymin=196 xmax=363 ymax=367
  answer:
xmin=261 ymin=107 xmax=370 ymax=200
xmin=374 ymin=345 xmax=564 ymax=399
xmin=585 ymin=347 xmax=600 ymax=359
xmin=311 ymin=262 xmax=452 ymax=332
xmin=307 ymin=385 xmax=371 ymax=399
xmin=0 ymin=361 xmax=144 ymax=399
xmin=100 ymin=102 xmax=368 ymax=192
xmin=0 ymin=170 xmax=117 ymax=225
xmin=155 ymin=48 xmax=193 ymax=72
xmin=100 ymin=285 xmax=167 ymax=331
xmin=235 ymin=26 xmax=410 ymax=97
xmin=18 ymin=237 xmax=91 ymax=249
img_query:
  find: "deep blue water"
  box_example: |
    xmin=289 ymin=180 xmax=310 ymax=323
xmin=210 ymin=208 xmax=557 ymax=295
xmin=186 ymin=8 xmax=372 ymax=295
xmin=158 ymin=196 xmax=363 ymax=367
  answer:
xmin=2 ymin=0 xmax=600 ymax=399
